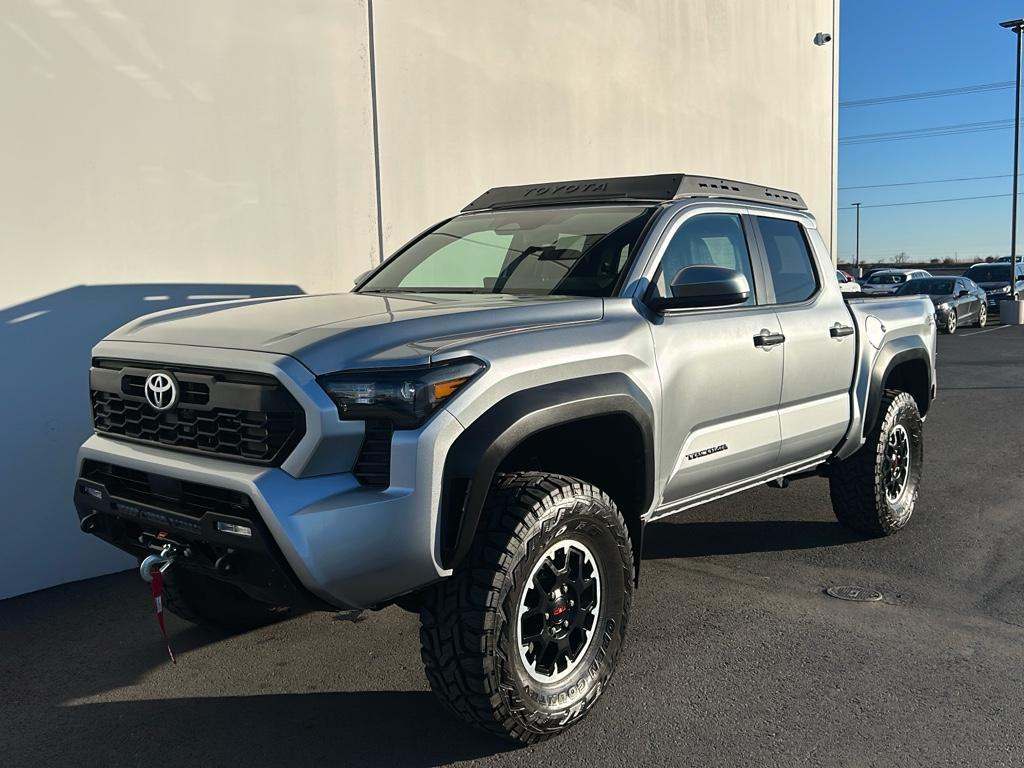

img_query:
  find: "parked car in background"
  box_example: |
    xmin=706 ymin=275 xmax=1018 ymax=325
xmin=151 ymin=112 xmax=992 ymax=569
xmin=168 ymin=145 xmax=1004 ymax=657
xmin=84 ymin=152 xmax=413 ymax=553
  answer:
xmin=895 ymin=276 xmax=987 ymax=333
xmin=836 ymin=269 xmax=860 ymax=294
xmin=962 ymin=262 xmax=1024 ymax=313
xmin=995 ymin=255 xmax=1023 ymax=263
xmin=858 ymin=267 xmax=888 ymax=283
xmin=859 ymin=268 xmax=932 ymax=295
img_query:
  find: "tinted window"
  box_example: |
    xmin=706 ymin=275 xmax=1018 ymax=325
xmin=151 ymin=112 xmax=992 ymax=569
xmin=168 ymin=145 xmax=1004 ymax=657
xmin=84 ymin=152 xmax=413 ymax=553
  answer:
xmin=653 ymin=213 xmax=755 ymax=305
xmin=896 ymin=278 xmax=954 ymax=296
xmin=361 ymin=205 xmax=656 ymax=297
xmin=757 ymin=217 xmax=818 ymax=303
xmin=964 ymin=265 xmax=1012 ymax=283
xmin=867 ymin=274 xmax=904 ymax=285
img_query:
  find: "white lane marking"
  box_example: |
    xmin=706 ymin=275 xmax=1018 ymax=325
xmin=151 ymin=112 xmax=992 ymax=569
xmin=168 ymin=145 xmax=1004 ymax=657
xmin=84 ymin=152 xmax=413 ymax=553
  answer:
xmin=959 ymin=325 xmax=1012 ymax=337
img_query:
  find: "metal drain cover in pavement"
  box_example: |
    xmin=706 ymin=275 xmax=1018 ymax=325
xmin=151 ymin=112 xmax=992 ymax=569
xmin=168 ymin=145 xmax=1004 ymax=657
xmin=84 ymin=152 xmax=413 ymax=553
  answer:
xmin=826 ymin=585 xmax=883 ymax=602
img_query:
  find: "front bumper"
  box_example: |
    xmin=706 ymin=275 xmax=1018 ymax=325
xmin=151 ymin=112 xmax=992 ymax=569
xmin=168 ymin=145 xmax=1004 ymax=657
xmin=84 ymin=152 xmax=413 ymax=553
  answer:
xmin=986 ymin=294 xmax=1011 ymax=310
xmin=75 ymin=410 xmax=463 ymax=610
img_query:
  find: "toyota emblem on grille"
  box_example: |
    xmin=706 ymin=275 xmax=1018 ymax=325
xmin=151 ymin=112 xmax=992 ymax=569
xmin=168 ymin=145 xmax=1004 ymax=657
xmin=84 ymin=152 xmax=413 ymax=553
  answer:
xmin=144 ymin=372 xmax=179 ymax=411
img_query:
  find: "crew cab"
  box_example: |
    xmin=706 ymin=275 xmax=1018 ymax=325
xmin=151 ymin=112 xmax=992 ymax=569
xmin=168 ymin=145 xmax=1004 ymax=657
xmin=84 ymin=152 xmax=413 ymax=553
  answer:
xmin=74 ymin=174 xmax=936 ymax=743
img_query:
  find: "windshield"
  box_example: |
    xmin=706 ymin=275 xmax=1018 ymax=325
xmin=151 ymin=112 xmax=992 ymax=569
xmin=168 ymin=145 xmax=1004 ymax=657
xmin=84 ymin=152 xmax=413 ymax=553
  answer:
xmin=965 ymin=265 xmax=1012 ymax=283
xmin=867 ymin=273 xmax=906 ymax=285
xmin=895 ymin=278 xmax=955 ymax=296
xmin=360 ymin=205 xmax=656 ymax=297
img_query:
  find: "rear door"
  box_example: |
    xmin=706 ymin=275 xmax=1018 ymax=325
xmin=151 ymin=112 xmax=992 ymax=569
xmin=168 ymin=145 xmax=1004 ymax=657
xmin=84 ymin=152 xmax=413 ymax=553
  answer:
xmin=751 ymin=215 xmax=856 ymax=466
xmin=644 ymin=207 xmax=785 ymax=506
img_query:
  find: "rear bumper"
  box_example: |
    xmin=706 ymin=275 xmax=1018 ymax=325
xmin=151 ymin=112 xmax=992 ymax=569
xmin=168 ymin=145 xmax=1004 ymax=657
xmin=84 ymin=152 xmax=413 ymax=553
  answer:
xmin=75 ymin=409 xmax=462 ymax=608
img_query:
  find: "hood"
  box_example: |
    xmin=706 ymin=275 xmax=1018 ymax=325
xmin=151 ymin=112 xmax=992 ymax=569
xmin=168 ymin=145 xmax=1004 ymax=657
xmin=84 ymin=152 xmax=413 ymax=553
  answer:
xmin=107 ymin=291 xmax=603 ymax=374
xmin=977 ymin=281 xmax=1011 ymax=290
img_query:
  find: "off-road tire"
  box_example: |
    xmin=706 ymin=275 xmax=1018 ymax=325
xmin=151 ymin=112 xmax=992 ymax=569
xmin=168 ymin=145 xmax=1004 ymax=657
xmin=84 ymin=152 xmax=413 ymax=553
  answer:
xmin=828 ymin=390 xmax=923 ymax=536
xmin=419 ymin=472 xmax=634 ymax=743
xmin=162 ymin=567 xmax=290 ymax=632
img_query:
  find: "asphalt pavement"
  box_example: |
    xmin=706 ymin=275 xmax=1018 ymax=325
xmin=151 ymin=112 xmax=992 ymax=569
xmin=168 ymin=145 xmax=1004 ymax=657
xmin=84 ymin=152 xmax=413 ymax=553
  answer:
xmin=3 ymin=324 xmax=1023 ymax=768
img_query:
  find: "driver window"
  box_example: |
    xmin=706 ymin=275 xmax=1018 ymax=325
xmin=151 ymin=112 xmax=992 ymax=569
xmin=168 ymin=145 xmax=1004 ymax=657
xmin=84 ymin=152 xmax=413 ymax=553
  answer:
xmin=653 ymin=213 xmax=756 ymax=306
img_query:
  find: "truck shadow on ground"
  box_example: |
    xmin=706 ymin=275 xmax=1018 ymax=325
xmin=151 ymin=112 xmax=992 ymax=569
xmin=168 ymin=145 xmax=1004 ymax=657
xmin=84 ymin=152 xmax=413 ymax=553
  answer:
xmin=56 ymin=692 xmax=514 ymax=767
xmin=642 ymin=518 xmax=867 ymax=559
xmin=1 ymin=572 xmax=514 ymax=768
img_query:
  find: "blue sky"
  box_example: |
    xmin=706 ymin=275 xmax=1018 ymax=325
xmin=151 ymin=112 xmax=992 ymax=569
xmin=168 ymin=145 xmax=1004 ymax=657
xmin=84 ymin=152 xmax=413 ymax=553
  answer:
xmin=839 ymin=1 xmax=1024 ymax=262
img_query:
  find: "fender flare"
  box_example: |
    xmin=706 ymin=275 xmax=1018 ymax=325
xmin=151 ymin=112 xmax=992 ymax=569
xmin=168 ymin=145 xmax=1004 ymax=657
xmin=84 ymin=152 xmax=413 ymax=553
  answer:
xmin=863 ymin=336 xmax=933 ymax=438
xmin=440 ymin=373 xmax=655 ymax=570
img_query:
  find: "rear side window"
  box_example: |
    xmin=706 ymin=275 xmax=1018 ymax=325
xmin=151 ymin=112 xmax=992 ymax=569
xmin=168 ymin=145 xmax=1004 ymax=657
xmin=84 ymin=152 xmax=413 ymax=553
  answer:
xmin=756 ymin=217 xmax=818 ymax=304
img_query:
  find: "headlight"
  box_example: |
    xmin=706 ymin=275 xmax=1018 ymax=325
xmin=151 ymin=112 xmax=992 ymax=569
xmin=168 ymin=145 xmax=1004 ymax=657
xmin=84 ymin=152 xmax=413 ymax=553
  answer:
xmin=991 ymin=285 xmax=1012 ymax=295
xmin=318 ymin=359 xmax=485 ymax=428
xmin=934 ymin=302 xmax=950 ymax=312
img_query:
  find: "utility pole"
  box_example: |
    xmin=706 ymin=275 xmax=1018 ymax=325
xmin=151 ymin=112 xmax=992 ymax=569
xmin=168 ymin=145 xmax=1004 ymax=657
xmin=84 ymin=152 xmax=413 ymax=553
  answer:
xmin=1000 ymin=18 xmax=1024 ymax=309
xmin=852 ymin=202 xmax=862 ymax=273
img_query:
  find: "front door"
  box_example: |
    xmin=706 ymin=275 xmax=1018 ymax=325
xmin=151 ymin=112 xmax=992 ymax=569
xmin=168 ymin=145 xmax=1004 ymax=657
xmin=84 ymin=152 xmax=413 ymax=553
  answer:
xmin=646 ymin=210 xmax=784 ymax=506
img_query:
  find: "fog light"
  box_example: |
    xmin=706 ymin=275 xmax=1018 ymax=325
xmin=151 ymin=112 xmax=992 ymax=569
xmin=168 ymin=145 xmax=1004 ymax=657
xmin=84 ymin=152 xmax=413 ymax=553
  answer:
xmin=216 ymin=521 xmax=252 ymax=538
xmin=80 ymin=484 xmax=103 ymax=500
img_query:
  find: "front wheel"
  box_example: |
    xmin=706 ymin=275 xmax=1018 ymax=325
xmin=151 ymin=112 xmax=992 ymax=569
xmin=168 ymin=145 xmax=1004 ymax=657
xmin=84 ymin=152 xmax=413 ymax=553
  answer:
xmin=943 ymin=309 xmax=957 ymax=334
xmin=419 ymin=472 xmax=634 ymax=743
xmin=976 ymin=305 xmax=988 ymax=328
xmin=828 ymin=390 xmax=923 ymax=536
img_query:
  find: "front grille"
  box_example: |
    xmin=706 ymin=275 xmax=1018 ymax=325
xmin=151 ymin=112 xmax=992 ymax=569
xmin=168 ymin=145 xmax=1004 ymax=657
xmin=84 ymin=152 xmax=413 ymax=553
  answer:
xmin=353 ymin=419 xmax=394 ymax=487
xmin=81 ymin=460 xmax=254 ymax=520
xmin=90 ymin=360 xmax=305 ymax=466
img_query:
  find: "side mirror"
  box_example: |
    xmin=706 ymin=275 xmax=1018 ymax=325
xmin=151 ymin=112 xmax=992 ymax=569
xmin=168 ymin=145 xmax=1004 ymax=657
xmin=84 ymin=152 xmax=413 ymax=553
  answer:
xmin=353 ymin=269 xmax=373 ymax=287
xmin=958 ymin=289 xmax=969 ymax=297
xmin=649 ymin=265 xmax=750 ymax=311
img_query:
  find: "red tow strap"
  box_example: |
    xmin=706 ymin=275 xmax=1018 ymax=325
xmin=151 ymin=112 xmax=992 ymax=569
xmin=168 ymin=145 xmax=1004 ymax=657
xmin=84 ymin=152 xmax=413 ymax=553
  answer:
xmin=150 ymin=569 xmax=177 ymax=665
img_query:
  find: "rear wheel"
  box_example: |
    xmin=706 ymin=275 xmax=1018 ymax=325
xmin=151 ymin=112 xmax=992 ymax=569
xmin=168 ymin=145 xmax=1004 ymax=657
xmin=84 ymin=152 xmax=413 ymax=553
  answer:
xmin=419 ymin=472 xmax=633 ymax=743
xmin=162 ymin=567 xmax=291 ymax=632
xmin=828 ymin=390 xmax=923 ymax=536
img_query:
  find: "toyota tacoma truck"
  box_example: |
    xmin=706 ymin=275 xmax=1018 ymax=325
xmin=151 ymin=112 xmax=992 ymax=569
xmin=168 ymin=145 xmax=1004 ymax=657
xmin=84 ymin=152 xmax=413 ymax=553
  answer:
xmin=75 ymin=174 xmax=937 ymax=742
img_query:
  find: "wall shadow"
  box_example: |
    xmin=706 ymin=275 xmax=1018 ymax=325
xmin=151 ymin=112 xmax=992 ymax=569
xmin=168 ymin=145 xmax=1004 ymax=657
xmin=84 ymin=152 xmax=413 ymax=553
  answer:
xmin=642 ymin=519 xmax=868 ymax=560
xmin=0 ymin=284 xmax=303 ymax=599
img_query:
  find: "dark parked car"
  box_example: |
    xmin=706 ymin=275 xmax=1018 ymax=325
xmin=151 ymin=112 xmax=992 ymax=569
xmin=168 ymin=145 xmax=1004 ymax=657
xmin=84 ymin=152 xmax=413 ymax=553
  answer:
xmin=962 ymin=263 xmax=1024 ymax=314
xmin=895 ymin=276 xmax=987 ymax=333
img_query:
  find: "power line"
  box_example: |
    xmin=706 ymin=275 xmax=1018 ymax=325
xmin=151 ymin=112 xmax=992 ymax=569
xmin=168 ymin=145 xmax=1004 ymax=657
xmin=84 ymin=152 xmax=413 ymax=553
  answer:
xmin=839 ymin=173 xmax=1015 ymax=190
xmin=839 ymin=192 xmax=1022 ymax=210
xmin=841 ymin=119 xmax=1014 ymax=145
xmin=840 ymin=81 xmax=1014 ymax=108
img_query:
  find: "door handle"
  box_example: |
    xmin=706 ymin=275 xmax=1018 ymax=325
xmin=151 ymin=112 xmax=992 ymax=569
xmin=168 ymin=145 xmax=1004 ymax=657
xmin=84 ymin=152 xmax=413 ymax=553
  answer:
xmin=830 ymin=323 xmax=855 ymax=339
xmin=753 ymin=329 xmax=786 ymax=348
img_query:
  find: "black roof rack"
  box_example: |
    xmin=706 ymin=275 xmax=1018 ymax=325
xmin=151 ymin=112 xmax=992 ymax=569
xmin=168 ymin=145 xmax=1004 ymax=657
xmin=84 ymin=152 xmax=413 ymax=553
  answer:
xmin=462 ymin=173 xmax=807 ymax=212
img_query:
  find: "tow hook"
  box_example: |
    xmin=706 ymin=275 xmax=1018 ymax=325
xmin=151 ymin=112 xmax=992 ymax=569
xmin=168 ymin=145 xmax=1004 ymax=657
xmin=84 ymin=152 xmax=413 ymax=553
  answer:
xmin=140 ymin=544 xmax=178 ymax=583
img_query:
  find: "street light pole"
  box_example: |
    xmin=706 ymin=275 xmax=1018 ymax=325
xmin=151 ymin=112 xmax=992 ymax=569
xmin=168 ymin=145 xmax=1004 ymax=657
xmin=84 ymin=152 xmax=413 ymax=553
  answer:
xmin=1001 ymin=18 xmax=1024 ymax=308
xmin=852 ymin=202 xmax=861 ymax=272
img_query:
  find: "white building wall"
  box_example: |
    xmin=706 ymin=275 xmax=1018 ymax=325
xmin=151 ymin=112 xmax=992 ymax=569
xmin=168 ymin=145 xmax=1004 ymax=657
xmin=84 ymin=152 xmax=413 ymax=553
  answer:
xmin=0 ymin=0 xmax=837 ymax=600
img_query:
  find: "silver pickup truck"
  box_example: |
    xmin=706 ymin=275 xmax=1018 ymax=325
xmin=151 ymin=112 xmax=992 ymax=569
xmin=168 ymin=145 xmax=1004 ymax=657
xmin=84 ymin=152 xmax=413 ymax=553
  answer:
xmin=74 ymin=174 xmax=936 ymax=742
